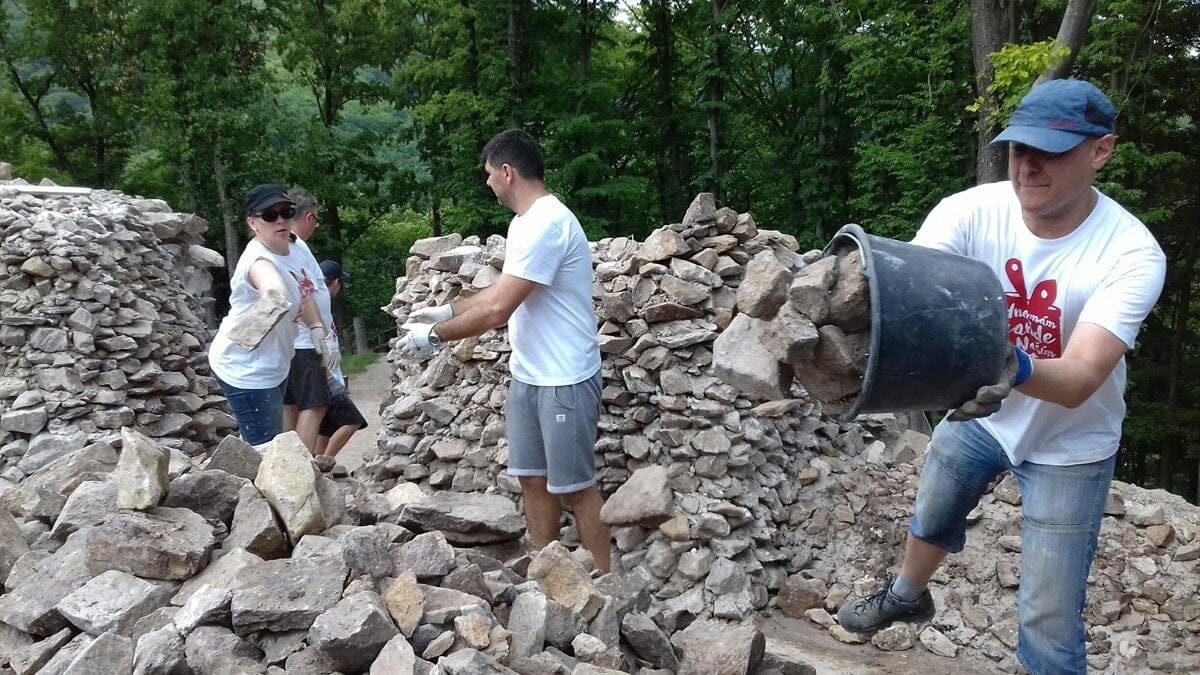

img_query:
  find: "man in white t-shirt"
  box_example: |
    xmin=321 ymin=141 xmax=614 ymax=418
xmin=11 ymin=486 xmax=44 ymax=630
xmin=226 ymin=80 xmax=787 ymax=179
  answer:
xmin=399 ymin=129 xmax=611 ymax=572
xmin=836 ymin=80 xmax=1165 ymax=674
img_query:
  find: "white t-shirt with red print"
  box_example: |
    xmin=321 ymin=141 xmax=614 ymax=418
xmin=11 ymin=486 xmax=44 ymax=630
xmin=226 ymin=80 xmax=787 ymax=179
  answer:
xmin=209 ymin=237 xmax=319 ymax=389
xmin=913 ymin=181 xmax=1165 ymax=466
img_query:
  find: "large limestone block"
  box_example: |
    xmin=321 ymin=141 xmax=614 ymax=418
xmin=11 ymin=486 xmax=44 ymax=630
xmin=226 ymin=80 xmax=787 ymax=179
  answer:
xmin=0 ymin=507 xmax=30 ymax=586
xmin=397 ymin=492 xmax=524 ymax=545
xmin=254 ymin=432 xmax=326 ymax=544
xmin=600 ymin=465 xmax=673 ymax=527
xmin=0 ymin=531 xmax=91 ymax=636
xmin=49 ymin=480 xmax=118 ymax=541
xmin=224 ymin=483 xmax=288 ymax=559
xmin=172 ymin=547 xmax=263 ymax=607
xmin=736 ymin=251 xmax=791 ymax=319
xmin=527 ymin=542 xmax=603 ymax=619
xmin=164 ymin=469 xmax=247 ymax=525
xmin=230 ymin=555 xmax=348 ymax=633
xmin=56 ymin=570 xmax=174 ymax=636
xmin=114 ymin=427 xmax=170 ymax=510
xmin=308 ymin=591 xmax=399 ymax=672
xmin=84 ymin=507 xmax=215 ymax=580
xmin=671 ymin=619 xmax=764 ymax=675
xmin=370 ymin=634 xmax=417 ymax=674
xmin=62 ymin=631 xmax=133 ymax=675
xmin=711 ymin=313 xmax=792 ymax=401
xmin=619 ymin=612 xmax=678 ymax=671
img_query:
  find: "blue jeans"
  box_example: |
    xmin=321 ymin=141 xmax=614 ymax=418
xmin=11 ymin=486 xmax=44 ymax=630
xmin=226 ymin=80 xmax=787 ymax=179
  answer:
xmin=910 ymin=419 xmax=1115 ymax=675
xmin=215 ymin=377 xmax=284 ymax=446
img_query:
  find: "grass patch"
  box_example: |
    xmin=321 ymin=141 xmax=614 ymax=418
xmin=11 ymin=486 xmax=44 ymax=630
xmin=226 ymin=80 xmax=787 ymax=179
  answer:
xmin=340 ymin=351 xmax=380 ymax=378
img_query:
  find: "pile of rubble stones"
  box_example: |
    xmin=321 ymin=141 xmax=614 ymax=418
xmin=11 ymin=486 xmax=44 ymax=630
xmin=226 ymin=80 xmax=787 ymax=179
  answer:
xmin=372 ymin=192 xmax=1200 ymax=674
xmin=0 ymin=172 xmax=237 ymax=490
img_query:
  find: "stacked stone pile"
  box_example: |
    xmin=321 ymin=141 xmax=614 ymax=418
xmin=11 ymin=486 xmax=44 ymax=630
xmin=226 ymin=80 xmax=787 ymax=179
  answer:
xmin=0 ymin=429 xmax=811 ymax=674
xmin=372 ymin=192 xmax=1200 ymax=673
xmin=0 ymin=175 xmax=237 ymax=487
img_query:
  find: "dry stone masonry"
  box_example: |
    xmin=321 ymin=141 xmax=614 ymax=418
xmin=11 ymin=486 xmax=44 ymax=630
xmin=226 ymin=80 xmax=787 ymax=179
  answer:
xmin=0 ymin=175 xmax=1196 ymax=674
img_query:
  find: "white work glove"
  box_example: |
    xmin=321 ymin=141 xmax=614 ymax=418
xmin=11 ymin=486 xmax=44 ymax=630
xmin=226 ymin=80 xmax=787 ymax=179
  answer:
xmin=399 ymin=321 xmax=439 ymax=359
xmin=407 ymin=304 xmax=454 ymax=325
xmin=309 ymin=325 xmax=341 ymax=373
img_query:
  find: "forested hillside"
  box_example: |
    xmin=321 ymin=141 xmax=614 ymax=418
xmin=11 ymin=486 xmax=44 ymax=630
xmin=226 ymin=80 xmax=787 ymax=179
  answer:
xmin=1 ymin=0 xmax=1196 ymax=501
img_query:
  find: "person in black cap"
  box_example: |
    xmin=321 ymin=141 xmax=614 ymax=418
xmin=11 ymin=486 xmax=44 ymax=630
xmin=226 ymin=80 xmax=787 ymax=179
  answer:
xmin=207 ymin=184 xmax=337 ymax=451
xmin=836 ymin=80 xmax=1165 ymax=674
xmin=313 ymin=259 xmax=367 ymax=459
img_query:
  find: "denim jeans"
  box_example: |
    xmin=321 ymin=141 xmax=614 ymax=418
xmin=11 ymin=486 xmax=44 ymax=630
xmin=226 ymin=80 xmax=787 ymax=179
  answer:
xmin=910 ymin=419 xmax=1115 ymax=675
xmin=215 ymin=377 xmax=284 ymax=446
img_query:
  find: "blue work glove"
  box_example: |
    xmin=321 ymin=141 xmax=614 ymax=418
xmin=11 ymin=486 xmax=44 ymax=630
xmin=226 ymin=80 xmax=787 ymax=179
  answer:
xmin=948 ymin=344 xmax=1032 ymax=422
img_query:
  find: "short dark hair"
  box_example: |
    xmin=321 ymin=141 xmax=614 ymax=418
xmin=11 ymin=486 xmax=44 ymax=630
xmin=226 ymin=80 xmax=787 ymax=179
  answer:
xmin=481 ymin=129 xmax=544 ymax=181
xmin=289 ymin=187 xmax=319 ymax=216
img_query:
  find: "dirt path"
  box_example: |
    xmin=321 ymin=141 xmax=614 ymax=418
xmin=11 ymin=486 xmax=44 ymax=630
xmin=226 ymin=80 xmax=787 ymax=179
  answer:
xmin=333 ymin=355 xmax=392 ymax=473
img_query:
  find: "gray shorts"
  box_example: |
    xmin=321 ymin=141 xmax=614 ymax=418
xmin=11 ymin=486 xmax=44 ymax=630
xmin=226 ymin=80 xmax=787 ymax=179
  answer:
xmin=505 ymin=370 xmax=602 ymax=494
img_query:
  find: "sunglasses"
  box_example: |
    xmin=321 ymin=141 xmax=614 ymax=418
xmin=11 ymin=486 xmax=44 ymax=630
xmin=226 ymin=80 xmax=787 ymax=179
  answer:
xmin=256 ymin=206 xmax=296 ymax=222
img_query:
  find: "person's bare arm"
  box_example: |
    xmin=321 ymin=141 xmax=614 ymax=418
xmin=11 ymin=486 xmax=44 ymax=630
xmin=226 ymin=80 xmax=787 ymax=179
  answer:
xmin=1016 ymin=322 xmax=1127 ymax=408
xmin=434 ymin=273 xmax=539 ymax=341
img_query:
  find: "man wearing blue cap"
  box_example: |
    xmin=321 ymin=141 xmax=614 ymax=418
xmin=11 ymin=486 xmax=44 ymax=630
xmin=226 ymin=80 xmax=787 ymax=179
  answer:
xmin=837 ymin=79 xmax=1165 ymax=673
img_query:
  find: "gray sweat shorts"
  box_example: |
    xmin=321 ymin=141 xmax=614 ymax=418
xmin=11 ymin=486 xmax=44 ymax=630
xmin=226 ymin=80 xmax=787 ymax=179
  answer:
xmin=505 ymin=370 xmax=602 ymax=494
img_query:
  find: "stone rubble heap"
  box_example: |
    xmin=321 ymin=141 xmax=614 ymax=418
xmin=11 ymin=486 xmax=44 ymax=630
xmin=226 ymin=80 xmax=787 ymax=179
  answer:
xmin=372 ymin=192 xmax=1200 ymax=674
xmin=0 ymin=176 xmax=237 ymax=490
xmin=0 ymin=429 xmax=811 ymax=674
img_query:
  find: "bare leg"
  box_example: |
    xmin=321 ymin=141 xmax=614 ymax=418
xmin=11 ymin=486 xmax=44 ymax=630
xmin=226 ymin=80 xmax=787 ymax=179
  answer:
xmin=315 ymin=435 xmax=329 ymax=455
xmin=294 ymin=405 xmax=327 ymax=454
xmin=322 ymin=424 xmax=359 ymax=457
xmin=562 ymin=485 xmax=611 ymax=573
xmin=899 ymin=534 xmax=948 ymax=585
xmin=283 ymin=404 xmax=299 ymax=432
xmin=518 ymin=475 xmax=562 ymax=548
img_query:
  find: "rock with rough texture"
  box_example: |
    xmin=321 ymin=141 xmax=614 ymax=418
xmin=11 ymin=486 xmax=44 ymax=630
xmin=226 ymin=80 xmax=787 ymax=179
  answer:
xmin=672 ymin=619 xmax=764 ymax=675
xmin=174 ymin=585 xmax=233 ymax=634
xmin=132 ymin=625 xmax=188 ymax=675
xmin=736 ymin=252 xmax=791 ymax=319
xmin=919 ymin=626 xmax=958 ymax=658
xmin=0 ymin=531 xmax=92 ymax=636
xmin=254 ymin=432 xmax=327 ymax=543
xmin=308 ymin=592 xmax=399 ymax=672
xmin=620 ymin=612 xmax=678 ymax=671
xmin=205 ymin=435 xmax=262 ymax=480
xmin=172 ymin=547 xmax=262 ymax=607
xmin=711 ymin=313 xmax=792 ymax=400
xmin=113 ymin=428 xmax=170 ymax=510
xmin=370 ymin=634 xmax=418 ymax=674
xmin=527 ymin=542 xmax=604 ymax=618
xmin=0 ymin=507 xmax=30 ymax=586
xmin=599 ymin=465 xmax=674 ymax=528
xmin=164 ymin=469 xmax=246 ymax=525
xmin=383 ymin=571 xmax=425 ymax=638
xmin=230 ymin=555 xmax=349 ymax=633
xmin=84 ymin=507 xmax=215 ymax=580
xmin=397 ymin=492 xmax=524 ymax=545
xmin=62 ymin=631 xmax=133 ymax=675
xmin=184 ymin=625 xmax=266 ymax=673
xmin=55 ymin=569 xmax=174 ymax=636
xmin=223 ymin=483 xmax=288 ymax=559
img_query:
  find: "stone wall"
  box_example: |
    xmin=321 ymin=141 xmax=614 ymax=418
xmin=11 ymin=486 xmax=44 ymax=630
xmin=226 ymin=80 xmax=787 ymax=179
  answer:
xmin=0 ymin=176 xmax=236 ymax=488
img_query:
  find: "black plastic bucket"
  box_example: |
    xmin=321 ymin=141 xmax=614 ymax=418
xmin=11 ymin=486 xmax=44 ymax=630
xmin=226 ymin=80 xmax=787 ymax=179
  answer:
xmin=823 ymin=224 xmax=1008 ymax=422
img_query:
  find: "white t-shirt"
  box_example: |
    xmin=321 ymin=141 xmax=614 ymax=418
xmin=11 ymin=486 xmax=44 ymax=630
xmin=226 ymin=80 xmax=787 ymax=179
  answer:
xmin=502 ymin=194 xmax=601 ymax=386
xmin=208 ymin=238 xmax=320 ymax=389
xmin=914 ymin=181 xmax=1165 ymax=466
xmin=291 ymin=238 xmax=331 ymax=350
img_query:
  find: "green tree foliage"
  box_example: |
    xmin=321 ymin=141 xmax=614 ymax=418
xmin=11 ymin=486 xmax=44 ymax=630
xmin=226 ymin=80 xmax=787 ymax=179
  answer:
xmin=2 ymin=0 xmax=1198 ymax=500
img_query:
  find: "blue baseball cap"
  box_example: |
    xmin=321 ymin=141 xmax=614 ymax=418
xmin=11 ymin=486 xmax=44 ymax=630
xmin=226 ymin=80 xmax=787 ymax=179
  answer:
xmin=320 ymin=259 xmax=350 ymax=282
xmin=991 ymin=79 xmax=1116 ymax=153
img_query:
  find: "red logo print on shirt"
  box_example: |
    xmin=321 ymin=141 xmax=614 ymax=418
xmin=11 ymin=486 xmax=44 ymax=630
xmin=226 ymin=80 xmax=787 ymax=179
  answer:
xmin=290 ymin=269 xmax=317 ymax=323
xmin=1005 ymin=258 xmax=1061 ymax=358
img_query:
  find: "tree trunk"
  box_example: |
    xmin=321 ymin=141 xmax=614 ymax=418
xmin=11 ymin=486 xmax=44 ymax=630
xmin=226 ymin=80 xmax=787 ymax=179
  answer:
xmin=505 ymin=0 xmax=527 ymax=126
xmin=971 ymin=0 xmax=1014 ymax=185
xmin=648 ymin=0 xmax=685 ymax=221
xmin=1036 ymin=0 xmax=1098 ymax=84
xmin=706 ymin=0 xmax=728 ymax=203
xmin=212 ymin=154 xmax=239 ymax=280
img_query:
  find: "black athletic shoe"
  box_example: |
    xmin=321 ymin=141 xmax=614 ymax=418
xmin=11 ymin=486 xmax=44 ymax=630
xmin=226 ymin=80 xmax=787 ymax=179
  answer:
xmin=836 ymin=580 xmax=936 ymax=636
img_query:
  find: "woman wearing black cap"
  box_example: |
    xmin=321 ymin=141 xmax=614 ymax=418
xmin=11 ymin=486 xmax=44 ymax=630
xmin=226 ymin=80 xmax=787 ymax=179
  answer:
xmin=207 ymin=184 xmax=334 ymax=451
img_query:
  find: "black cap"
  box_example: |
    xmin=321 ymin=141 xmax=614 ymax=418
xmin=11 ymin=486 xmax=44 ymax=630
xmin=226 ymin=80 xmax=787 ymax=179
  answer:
xmin=242 ymin=183 xmax=296 ymax=215
xmin=320 ymin=259 xmax=350 ymax=282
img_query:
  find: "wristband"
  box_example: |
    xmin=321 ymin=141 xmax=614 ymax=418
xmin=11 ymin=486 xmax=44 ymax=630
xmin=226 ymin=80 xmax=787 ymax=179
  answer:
xmin=1013 ymin=346 xmax=1033 ymax=387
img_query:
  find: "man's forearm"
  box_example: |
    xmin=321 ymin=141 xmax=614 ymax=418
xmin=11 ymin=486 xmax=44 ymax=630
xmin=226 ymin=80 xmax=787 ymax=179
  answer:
xmin=435 ymin=301 xmax=506 ymax=342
